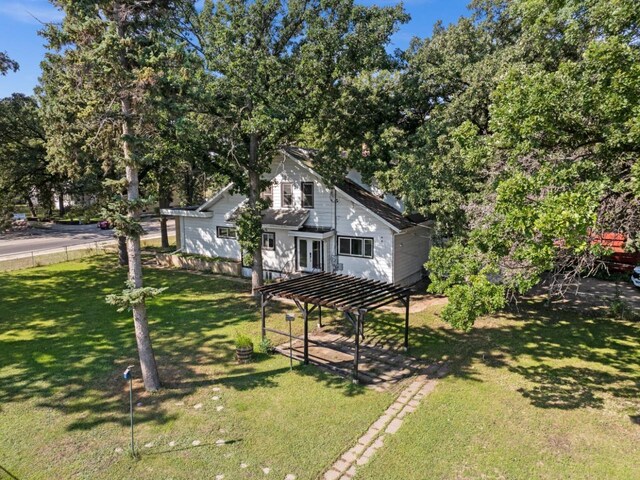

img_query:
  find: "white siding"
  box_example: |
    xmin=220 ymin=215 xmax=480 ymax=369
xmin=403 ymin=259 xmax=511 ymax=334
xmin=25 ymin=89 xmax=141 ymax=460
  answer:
xmin=393 ymin=226 xmax=431 ymax=285
xmin=177 ymin=152 xmax=431 ymax=284
xmin=268 ymin=154 xmax=333 ymax=227
xmin=334 ymin=192 xmax=395 ymax=283
xmin=182 ymin=190 xmax=245 ymax=261
xmin=262 ymin=229 xmax=296 ymax=274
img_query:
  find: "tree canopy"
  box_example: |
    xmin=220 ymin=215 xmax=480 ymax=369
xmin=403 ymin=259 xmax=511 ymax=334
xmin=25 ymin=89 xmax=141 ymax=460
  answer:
xmin=362 ymin=0 xmax=640 ymax=330
xmin=39 ymin=0 xmax=200 ymax=390
xmin=188 ymin=0 xmax=408 ymax=293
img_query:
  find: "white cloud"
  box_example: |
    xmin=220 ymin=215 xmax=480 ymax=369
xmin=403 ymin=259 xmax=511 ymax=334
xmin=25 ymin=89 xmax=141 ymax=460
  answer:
xmin=0 ymin=0 xmax=64 ymax=25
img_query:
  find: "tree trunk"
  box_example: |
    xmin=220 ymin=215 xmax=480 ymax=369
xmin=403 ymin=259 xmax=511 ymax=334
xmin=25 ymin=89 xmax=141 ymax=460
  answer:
xmin=58 ymin=191 xmax=65 ymax=217
xmin=118 ymin=235 xmax=128 ymax=266
xmin=26 ymin=196 xmax=37 ymax=217
xmin=248 ymin=134 xmax=264 ymax=296
xmin=183 ymin=167 xmax=195 ymax=205
xmin=122 ymin=97 xmax=161 ymax=392
xmin=115 ymin=9 xmax=161 ymax=391
xmin=159 ymin=185 xmax=171 ymax=249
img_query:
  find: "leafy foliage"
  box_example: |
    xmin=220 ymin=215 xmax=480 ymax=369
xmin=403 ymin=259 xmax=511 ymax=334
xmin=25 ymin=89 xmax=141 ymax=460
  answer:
xmin=105 ymin=281 xmax=167 ymax=313
xmin=234 ymin=332 xmax=254 ymax=349
xmin=0 ymin=51 xmax=18 ymax=75
xmin=386 ymin=0 xmax=639 ymax=328
xmin=189 ymin=0 xmax=407 ymax=292
xmin=0 ymin=94 xmax=64 ymax=217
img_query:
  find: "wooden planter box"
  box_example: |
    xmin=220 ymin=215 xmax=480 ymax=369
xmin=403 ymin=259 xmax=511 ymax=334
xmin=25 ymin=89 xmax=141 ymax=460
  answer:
xmin=236 ymin=346 xmax=253 ymax=364
xmin=156 ymin=253 xmax=242 ymax=276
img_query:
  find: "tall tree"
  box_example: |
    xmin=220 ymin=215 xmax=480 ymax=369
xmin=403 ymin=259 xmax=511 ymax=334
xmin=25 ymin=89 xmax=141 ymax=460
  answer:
xmin=0 ymin=94 xmax=66 ymax=220
xmin=40 ymin=0 xmax=197 ymax=390
xmin=381 ymin=0 xmax=640 ymax=330
xmin=191 ymin=0 xmax=407 ymax=294
xmin=0 ymin=51 xmax=18 ymax=75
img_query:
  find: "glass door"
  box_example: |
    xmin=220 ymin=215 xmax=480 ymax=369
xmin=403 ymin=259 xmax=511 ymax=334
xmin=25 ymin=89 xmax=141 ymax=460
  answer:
xmin=298 ymin=239 xmax=323 ymax=272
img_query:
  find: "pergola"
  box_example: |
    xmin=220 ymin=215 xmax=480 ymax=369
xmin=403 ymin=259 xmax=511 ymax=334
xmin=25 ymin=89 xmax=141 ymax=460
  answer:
xmin=256 ymin=272 xmax=411 ymax=383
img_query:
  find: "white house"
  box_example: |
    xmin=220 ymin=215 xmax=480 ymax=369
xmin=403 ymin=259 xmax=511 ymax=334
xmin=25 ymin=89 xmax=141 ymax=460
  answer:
xmin=161 ymin=147 xmax=432 ymax=286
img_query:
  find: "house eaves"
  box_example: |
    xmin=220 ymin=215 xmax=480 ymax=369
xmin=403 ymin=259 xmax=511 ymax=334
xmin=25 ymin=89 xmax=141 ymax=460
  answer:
xmin=197 ymin=183 xmax=235 ymax=212
xmin=335 ymin=179 xmax=419 ymax=233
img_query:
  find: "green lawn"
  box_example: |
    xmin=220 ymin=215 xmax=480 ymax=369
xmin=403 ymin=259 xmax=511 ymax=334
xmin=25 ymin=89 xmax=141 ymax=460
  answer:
xmin=1 ymin=257 xmax=639 ymax=479
xmin=0 ymin=258 xmax=391 ymax=479
xmin=356 ymin=304 xmax=640 ymax=479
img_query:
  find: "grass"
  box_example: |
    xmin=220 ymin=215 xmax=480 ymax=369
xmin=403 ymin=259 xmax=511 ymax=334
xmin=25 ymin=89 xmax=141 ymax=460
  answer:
xmin=354 ymin=303 xmax=640 ymax=479
xmin=0 ymin=257 xmax=390 ymax=479
xmin=1 ymin=256 xmax=639 ymax=479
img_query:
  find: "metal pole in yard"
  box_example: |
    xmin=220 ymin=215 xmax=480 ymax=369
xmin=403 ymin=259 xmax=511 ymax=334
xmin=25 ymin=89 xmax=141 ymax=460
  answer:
xmin=123 ymin=366 xmax=135 ymax=457
xmin=31 ymin=251 xmax=35 ymax=267
xmin=65 ymin=246 xmax=69 ymax=262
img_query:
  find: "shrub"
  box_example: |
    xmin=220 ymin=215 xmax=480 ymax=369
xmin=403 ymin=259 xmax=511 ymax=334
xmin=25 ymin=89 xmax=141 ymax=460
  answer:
xmin=258 ymin=336 xmax=273 ymax=354
xmin=609 ymin=297 xmax=638 ymax=321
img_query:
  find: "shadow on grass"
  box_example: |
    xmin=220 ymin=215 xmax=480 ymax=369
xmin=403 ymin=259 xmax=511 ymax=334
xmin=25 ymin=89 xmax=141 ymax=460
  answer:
xmin=1 ymin=256 xmax=638 ymax=433
xmin=0 ymin=465 xmax=20 ymax=480
xmin=214 ymin=363 xmax=367 ymax=397
xmin=350 ymin=298 xmax=640 ymax=411
xmin=0 ymin=257 xmax=279 ymax=430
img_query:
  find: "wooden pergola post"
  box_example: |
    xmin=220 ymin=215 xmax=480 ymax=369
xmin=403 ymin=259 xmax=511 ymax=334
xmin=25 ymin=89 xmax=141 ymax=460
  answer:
xmin=318 ymin=305 xmax=323 ymax=328
xmin=353 ymin=318 xmax=359 ymax=383
xmin=303 ymin=302 xmax=309 ymax=365
xmin=261 ymin=292 xmax=267 ymax=340
xmin=404 ymin=293 xmax=410 ymax=352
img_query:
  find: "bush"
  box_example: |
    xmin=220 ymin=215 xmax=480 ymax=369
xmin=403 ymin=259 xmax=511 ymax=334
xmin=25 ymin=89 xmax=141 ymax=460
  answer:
xmin=608 ymin=297 xmax=638 ymax=321
xmin=257 ymin=336 xmax=273 ymax=354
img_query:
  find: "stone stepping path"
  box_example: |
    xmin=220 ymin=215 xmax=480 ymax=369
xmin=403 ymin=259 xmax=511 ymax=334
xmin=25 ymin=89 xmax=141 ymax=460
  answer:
xmin=114 ymin=385 xmax=300 ymax=480
xmin=322 ymin=361 xmax=449 ymax=480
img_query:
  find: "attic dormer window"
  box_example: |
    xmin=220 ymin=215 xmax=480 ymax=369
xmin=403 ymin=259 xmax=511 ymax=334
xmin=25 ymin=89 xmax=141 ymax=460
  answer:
xmin=301 ymin=182 xmax=314 ymax=208
xmin=261 ymin=185 xmax=273 ymax=206
xmin=281 ymin=182 xmax=293 ymax=208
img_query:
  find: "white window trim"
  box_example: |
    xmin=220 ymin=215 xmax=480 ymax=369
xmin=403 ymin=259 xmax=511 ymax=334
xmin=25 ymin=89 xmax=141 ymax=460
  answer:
xmin=217 ymin=226 xmax=237 ymax=239
xmin=262 ymin=232 xmax=275 ymax=250
xmin=281 ymin=182 xmax=294 ymax=208
xmin=301 ymin=181 xmax=314 ymax=209
xmin=338 ymin=236 xmax=374 ymax=259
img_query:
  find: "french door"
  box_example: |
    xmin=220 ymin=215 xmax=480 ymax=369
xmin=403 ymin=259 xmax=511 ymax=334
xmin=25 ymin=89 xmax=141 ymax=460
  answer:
xmin=298 ymin=238 xmax=322 ymax=272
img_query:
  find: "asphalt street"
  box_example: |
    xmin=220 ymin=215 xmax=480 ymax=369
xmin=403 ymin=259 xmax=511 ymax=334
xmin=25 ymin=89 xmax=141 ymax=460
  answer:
xmin=0 ymin=218 xmax=175 ymax=257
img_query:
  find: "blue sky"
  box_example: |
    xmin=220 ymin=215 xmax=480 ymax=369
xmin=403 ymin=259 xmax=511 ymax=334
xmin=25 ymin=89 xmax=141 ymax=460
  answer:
xmin=0 ymin=0 xmax=470 ymax=98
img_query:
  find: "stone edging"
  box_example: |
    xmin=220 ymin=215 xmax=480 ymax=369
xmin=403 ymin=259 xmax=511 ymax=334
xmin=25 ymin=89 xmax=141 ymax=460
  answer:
xmin=322 ymin=362 xmax=450 ymax=480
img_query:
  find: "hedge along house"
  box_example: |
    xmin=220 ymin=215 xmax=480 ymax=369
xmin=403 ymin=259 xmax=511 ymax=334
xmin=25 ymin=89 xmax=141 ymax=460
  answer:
xmin=161 ymin=147 xmax=432 ymax=286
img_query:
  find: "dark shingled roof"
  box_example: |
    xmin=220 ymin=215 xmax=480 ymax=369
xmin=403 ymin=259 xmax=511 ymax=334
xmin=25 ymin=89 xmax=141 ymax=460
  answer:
xmin=262 ymin=209 xmax=309 ymax=228
xmin=336 ymin=179 xmax=417 ymax=231
xmin=227 ymin=206 xmax=309 ymax=228
xmin=282 ymin=146 xmax=425 ymax=231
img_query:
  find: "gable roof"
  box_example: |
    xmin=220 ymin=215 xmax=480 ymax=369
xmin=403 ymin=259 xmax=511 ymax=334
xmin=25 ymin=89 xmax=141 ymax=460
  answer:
xmin=188 ymin=146 xmax=424 ymax=231
xmin=336 ymin=178 xmax=418 ymax=231
xmin=197 ymin=183 xmax=234 ymax=212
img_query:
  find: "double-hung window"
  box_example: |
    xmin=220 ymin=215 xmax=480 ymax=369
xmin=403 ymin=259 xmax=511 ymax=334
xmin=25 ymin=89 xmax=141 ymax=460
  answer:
xmin=262 ymin=232 xmax=275 ymax=250
xmin=338 ymin=236 xmax=373 ymax=258
xmin=301 ymin=182 xmax=314 ymax=208
xmin=281 ymin=182 xmax=293 ymax=207
xmin=216 ymin=226 xmax=237 ymax=239
xmin=261 ymin=184 xmax=273 ymax=206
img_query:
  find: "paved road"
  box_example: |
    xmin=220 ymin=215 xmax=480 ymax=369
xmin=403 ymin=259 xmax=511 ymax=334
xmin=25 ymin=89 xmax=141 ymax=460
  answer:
xmin=0 ymin=218 xmax=175 ymax=257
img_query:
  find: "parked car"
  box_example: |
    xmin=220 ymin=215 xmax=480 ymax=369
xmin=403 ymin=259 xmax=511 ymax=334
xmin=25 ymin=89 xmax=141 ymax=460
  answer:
xmin=632 ymin=266 xmax=640 ymax=288
xmin=97 ymin=220 xmax=112 ymax=230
